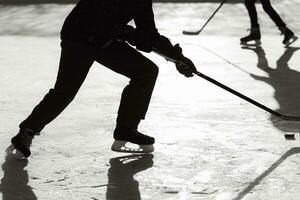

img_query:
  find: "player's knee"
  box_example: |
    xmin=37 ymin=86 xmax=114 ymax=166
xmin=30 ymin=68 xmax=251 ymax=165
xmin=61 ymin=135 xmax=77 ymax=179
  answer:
xmin=150 ymin=64 xmax=159 ymax=78
xmin=145 ymin=63 xmax=159 ymax=81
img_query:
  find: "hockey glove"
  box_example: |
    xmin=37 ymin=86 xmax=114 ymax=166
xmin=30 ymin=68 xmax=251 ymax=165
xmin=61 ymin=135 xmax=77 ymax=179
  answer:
xmin=120 ymin=25 xmax=136 ymax=46
xmin=118 ymin=25 xmax=137 ymax=46
xmin=117 ymin=25 xmax=153 ymax=52
xmin=153 ymin=42 xmax=197 ymax=77
xmin=175 ymin=57 xmax=196 ymax=77
xmin=173 ymin=44 xmax=196 ymax=77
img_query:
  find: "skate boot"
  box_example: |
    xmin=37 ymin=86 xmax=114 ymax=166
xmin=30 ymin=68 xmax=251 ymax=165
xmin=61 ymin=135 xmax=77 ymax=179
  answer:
xmin=280 ymin=27 xmax=298 ymax=46
xmin=240 ymin=27 xmax=261 ymax=46
xmin=111 ymin=127 xmax=155 ymax=153
xmin=11 ymin=128 xmax=36 ymax=158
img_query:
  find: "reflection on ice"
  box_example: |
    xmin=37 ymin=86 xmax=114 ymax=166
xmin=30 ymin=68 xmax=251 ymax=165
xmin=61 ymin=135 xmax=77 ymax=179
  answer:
xmin=106 ymin=154 xmax=154 ymax=200
xmin=0 ymin=145 xmax=37 ymax=200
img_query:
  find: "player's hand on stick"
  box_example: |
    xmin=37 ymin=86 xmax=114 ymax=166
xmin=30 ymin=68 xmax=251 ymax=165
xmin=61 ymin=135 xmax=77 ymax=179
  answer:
xmin=175 ymin=57 xmax=196 ymax=77
xmin=173 ymin=44 xmax=197 ymax=77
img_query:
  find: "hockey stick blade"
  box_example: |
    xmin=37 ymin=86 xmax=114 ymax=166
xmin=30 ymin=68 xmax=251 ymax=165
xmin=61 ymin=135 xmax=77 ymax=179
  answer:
xmin=182 ymin=30 xmax=201 ymax=35
xmin=193 ymin=71 xmax=300 ymax=121
xmin=182 ymin=0 xmax=227 ymax=36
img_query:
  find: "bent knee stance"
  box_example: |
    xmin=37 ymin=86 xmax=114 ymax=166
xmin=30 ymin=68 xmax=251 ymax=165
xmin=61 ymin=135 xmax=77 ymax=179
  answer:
xmin=145 ymin=64 xmax=159 ymax=80
xmin=133 ymin=62 xmax=159 ymax=84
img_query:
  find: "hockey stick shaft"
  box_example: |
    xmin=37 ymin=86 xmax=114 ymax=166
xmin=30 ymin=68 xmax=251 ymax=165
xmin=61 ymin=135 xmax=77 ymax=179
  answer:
xmin=194 ymin=71 xmax=300 ymax=121
xmin=183 ymin=0 xmax=227 ymax=35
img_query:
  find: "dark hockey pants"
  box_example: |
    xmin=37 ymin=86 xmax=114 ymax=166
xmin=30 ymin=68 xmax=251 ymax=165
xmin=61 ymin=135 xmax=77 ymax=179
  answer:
xmin=20 ymin=40 xmax=159 ymax=132
xmin=244 ymin=0 xmax=286 ymax=28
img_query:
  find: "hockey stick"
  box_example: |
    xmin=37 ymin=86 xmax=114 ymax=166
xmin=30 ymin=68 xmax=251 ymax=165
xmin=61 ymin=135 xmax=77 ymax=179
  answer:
xmin=193 ymin=71 xmax=300 ymax=121
xmin=183 ymin=0 xmax=227 ymax=35
xmin=152 ymin=46 xmax=299 ymax=121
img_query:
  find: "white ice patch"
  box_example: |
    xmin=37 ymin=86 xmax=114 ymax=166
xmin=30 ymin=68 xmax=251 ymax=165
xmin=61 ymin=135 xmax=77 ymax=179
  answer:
xmin=216 ymin=192 xmax=233 ymax=200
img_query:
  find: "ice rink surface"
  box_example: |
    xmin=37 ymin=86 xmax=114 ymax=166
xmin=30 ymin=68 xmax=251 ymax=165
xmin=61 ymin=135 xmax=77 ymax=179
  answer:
xmin=0 ymin=1 xmax=300 ymax=200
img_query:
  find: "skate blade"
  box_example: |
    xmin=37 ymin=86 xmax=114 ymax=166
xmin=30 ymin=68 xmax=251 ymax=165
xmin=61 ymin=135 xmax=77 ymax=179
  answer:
xmin=240 ymin=40 xmax=261 ymax=46
xmin=284 ymin=36 xmax=298 ymax=47
xmin=111 ymin=140 xmax=154 ymax=154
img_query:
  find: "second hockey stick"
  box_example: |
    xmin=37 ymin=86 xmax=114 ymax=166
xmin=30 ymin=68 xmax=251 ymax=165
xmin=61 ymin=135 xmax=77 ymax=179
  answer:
xmin=183 ymin=0 xmax=227 ymax=35
xmin=193 ymin=71 xmax=300 ymax=121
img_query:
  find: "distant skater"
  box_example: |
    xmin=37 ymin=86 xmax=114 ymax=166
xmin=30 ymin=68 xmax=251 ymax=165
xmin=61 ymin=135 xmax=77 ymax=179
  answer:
xmin=241 ymin=0 xmax=297 ymax=45
xmin=11 ymin=0 xmax=196 ymax=158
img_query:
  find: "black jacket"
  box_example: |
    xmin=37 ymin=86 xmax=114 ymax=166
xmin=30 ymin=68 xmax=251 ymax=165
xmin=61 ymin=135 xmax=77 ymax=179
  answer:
xmin=61 ymin=0 xmax=160 ymax=47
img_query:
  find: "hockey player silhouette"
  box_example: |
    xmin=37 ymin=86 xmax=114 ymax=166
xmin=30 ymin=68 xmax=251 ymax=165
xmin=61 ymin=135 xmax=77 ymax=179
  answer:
xmin=241 ymin=0 xmax=297 ymax=46
xmin=11 ymin=0 xmax=197 ymax=157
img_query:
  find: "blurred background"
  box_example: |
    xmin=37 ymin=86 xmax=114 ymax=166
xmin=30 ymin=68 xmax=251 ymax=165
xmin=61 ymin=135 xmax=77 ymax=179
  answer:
xmin=0 ymin=0 xmax=244 ymax=4
xmin=0 ymin=0 xmax=298 ymax=37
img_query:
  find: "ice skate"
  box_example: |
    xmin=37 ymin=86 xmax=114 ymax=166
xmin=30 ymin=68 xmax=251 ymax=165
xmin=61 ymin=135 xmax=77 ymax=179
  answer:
xmin=5 ymin=144 xmax=26 ymax=159
xmin=280 ymin=27 xmax=298 ymax=46
xmin=240 ymin=27 xmax=261 ymax=46
xmin=11 ymin=128 xmax=36 ymax=158
xmin=111 ymin=128 xmax=155 ymax=153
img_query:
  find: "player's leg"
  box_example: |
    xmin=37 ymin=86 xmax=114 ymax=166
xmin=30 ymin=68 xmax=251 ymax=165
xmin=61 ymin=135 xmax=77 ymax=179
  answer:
xmin=261 ymin=0 xmax=285 ymax=28
xmin=12 ymin=41 xmax=95 ymax=158
xmin=95 ymin=41 xmax=158 ymax=153
xmin=245 ymin=0 xmax=259 ymax=28
xmin=241 ymin=0 xmax=261 ymax=44
xmin=261 ymin=0 xmax=297 ymax=45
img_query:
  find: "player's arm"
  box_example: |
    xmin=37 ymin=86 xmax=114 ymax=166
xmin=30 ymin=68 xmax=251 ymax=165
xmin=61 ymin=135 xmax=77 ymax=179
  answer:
xmin=118 ymin=0 xmax=197 ymax=77
xmin=118 ymin=25 xmax=197 ymax=77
